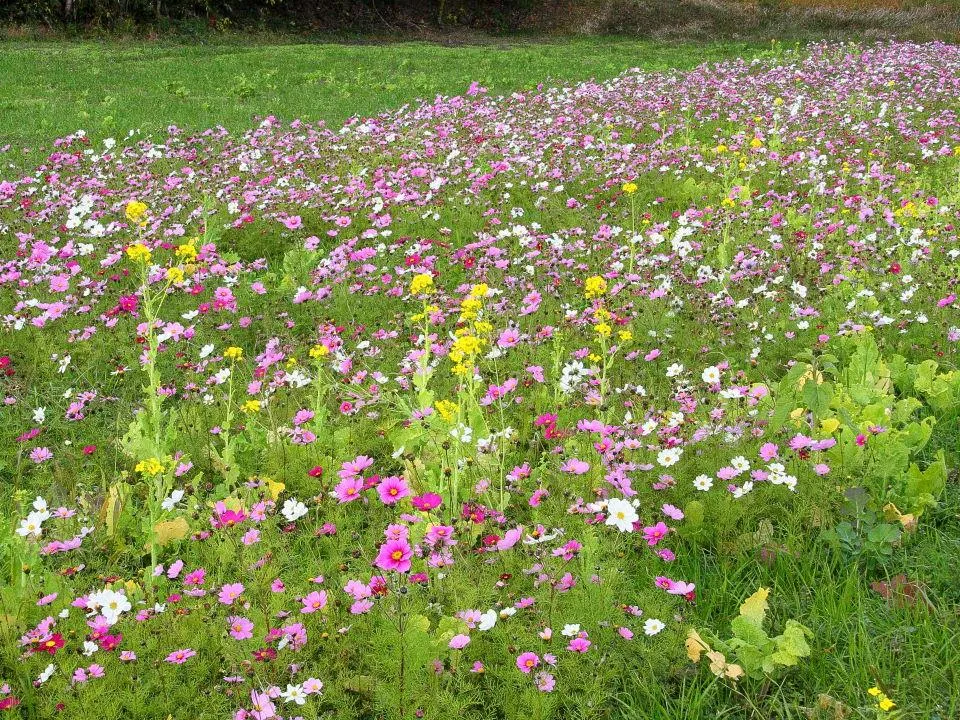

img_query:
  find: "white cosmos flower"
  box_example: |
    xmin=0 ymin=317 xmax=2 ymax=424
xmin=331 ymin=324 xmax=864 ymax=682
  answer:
xmin=281 ymin=498 xmax=308 ymax=522
xmin=281 ymin=684 xmax=307 ymax=705
xmin=605 ymin=498 xmax=639 ymax=532
xmin=693 ymin=475 xmax=714 ymax=492
xmin=37 ymin=663 xmax=56 ymax=684
xmin=657 ymin=448 xmax=682 ymax=467
xmin=161 ymin=489 xmax=185 ymax=512
xmin=643 ymin=618 xmax=666 ymax=636
xmin=665 ymin=363 xmax=684 ymax=378
xmin=478 ymin=609 xmax=497 ymax=631
xmin=701 ymin=366 xmax=721 ymax=384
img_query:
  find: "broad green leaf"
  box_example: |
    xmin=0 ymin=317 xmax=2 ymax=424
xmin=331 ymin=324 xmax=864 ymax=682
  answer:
xmin=739 ymin=587 xmax=770 ymax=624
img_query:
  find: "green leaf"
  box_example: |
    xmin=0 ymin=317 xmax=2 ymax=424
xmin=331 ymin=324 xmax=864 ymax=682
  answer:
xmin=866 ymin=523 xmax=901 ymax=545
xmin=730 ymin=615 xmax=770 ymax=650
xmin=802 ymin=379 xmax=833 ymax=419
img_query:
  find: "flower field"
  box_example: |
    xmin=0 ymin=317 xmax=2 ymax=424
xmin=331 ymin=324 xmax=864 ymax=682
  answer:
xmin=1 ymin=41 xmax=960 ymax=719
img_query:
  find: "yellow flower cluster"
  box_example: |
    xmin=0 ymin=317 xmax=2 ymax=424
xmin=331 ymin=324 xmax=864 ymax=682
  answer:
xmin=309 ymin=344 xmax=330 ymax=358
xmin=224 ymin=346 xmax=244 ymax=361
xmin=175 ymin=241 xmax=198 ymax=262
xmin=126 ymin=243 xmax=152 ymax=264
xmin=449 ymin=284 xmax=492 ymax=376
xmin=584 ymin=275 xmax=607 ymax=299
xmin=868 ymin=687 xmax=896 ymax=712
xmin=409 ymin=273 xmax=435 ymax=295
xmin=622 ymin=182 xmax=638 ymax=195
xmin=592 ymin=305 xmax=613 ymax=341
xmin=135 ymin=458 xmax=164 ymax=476
xmin=241 ymin=400 xmax=261 ymax=414
xmin=435 ymin=399 xmax=458 ymax=422
xmin=125 ymin=200 xmax=148 ymax=224
xmin=165 ymin=267 xmax=185 ymax=284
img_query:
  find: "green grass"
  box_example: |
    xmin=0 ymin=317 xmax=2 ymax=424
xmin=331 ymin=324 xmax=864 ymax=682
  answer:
xmin=0 ymin=38 xmax=765 ymax=150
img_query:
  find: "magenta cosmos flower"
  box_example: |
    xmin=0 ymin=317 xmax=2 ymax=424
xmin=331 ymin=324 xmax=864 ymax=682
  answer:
xmin=376 ymin=475 xmax=410 ymax=505
xmin=411 ymin=492 xmax=442 ymax=511
xmin=374 ymin=538 xmax=412 ymax=573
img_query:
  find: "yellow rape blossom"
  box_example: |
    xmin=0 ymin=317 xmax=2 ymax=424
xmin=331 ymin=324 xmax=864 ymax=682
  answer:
xmin=125 ymin=200 xmax=148 ymax=224
xmin=126 ymin=243 xmax=152 ymax=264
xmin=224 ymin=347 xmax=244 ymax=361
xmin=176 ymin=242 xmax=198 ymax=262
xmin=622 ymin=182 xmax=638 ymax=194
xmin=584 ymin=275 xmax=607 ymax=299
xmin=309 ymin=344 xmax=330 ymax=358
xmin=410 ymin=273 xmax=434 ymax=295
xmin=135 ymin=458 xmax=164 ymax=476
xmin=435 ymin=399 xmax=458 ymax=422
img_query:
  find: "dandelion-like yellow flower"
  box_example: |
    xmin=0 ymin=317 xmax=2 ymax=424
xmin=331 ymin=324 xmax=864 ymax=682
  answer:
xmin=584 ymin=275 xmax=607 ymax=299
xmin=135 ymin=458 xmax=165 ymax=476
xmin=409 ymin=273 xmax=434 ymax=295
xmin=878 ymin=698 xmax=895 ymax=712
xmin=125 ymin=200 xmax=148 ymax=224
xmin=126 ymin=243 xmax=152 ymax=264
xmin=224 ymin=347 xmax=244 ymax=361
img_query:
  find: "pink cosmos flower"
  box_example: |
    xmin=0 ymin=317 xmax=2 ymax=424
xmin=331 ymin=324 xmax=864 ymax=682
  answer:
xmin=535 ymin=671 xmax=556 ymax=692
xmin=642 ymin=522 xmax=669 ymax=546
xmin=759 ymin=442 xmax=779 ymax=461
xmin=165 ymin=648 xmax=196 ymax=664
xmin=449 ymin=634 xmax=471 ymax=649
xmin=301 ymin=591 xmax=328 ymax=614
xmin=560 ymin=458 xmax=590 ymax=475
xmin=333 ymin=476 xmax=364 ymax=503
xmin=339 ymin=455 xmax=373 ymax=479
xmin=516 ymin=652 xmax=540 ymax=674
xmin=218 ymin=583 xmax=244 ymax=606
xmin=497 ymin=328 xmax=520 ymax=348
xmin=228 ymin=616 xmax=254 ymax=640
xmin=374 ymin=538 xmax=412 ymax=573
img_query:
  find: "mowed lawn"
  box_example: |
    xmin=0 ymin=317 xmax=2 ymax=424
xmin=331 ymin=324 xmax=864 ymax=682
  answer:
xmin=0 ymin=38 xmax=764 ymax=150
